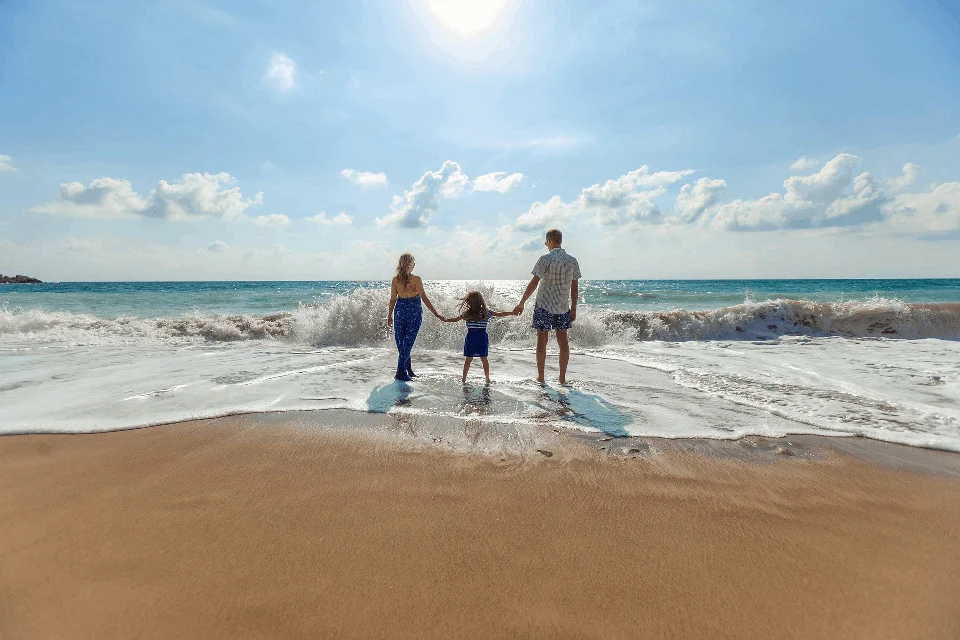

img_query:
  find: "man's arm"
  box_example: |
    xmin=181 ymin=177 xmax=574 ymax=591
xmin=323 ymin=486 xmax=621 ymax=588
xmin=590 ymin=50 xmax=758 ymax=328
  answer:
xmin=513 ymin=276 xmax=540 ymax=315
xmin=570 ymin=279 xmax=579 ymax=322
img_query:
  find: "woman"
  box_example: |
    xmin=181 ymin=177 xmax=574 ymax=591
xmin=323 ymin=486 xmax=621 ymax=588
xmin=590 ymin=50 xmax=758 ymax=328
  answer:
xmin=387 ymin=253 xmax=442 ymax=381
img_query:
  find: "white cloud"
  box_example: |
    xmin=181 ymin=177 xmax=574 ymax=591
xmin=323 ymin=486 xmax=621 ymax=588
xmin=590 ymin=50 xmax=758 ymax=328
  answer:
xmin=509 ymin=165 xmax=693 ymax=232
xmin=578 ymin=166 xmax=693 ymax=226
xmin=0 ymin=154 xmax=16 ymax=172
xmin=252 ymin=213 xmax=291 ymax=227
xmin=145 ymin=173 xmax=263 ymax=221
xmin=519 ymin=236 xmax=543 ymax=251
xmin=790 ymin=156 xmax=819 ymax=172
xmin=473 ymin=171 xmax=524 ymax=193
xmin=886 ymin=162 xmax=920 ymax=191
xmin=306 ymin=211 xmax=352 ymax=225
xmin=376 ymin=160 xmax=468 ymax=228
xmin=265 ymin=52 xmax=296 ymax=91
xmin=584 ymin=187 xmax=664 ymax=225
xmin=208 ymin=240 xmax=228 ymax=252
xmin=711 ymin=193 xmax=798 ymax=231
xmin=783 ymin=154 xmax=861 ymax=204
xmin=34 ymin=172 xmax=263 ymax=221
xmin=711 ymin=154 xmax=869 ymax=230
xmin=674 ymin=177 xmax=727 ymax=223
xmin=38 ymin=177 xmax=148 ymax=219
xmin=504 ymin=156 xmax=951 ymax=236
xmin=340 ymin=169 xmax=387 ymax=188
xmin=824 ymin=172 xmax=888 ymax=226
xmin=512 ymin=196 xmax=575 ymax=231
xmin=440 ymin=163 xmax=469 ymax=197
xmin=883 ymin=181 xmax=960 ymax=233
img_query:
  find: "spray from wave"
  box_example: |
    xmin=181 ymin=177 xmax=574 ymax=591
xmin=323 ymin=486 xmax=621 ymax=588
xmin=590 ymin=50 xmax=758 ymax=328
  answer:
xmin=2 ymin=289 xmax=959 ymax=347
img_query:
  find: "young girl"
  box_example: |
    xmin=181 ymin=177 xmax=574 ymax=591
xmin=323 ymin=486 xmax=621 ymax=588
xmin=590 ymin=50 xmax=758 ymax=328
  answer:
xmin=442 ymin=291 xmax=515 ymax=383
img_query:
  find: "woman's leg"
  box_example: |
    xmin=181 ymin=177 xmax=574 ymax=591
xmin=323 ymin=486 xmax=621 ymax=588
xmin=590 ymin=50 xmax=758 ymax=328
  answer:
xmin=395 ymin=303 xmax=422 ymax=373
xmin=462 ymin=358 xmax=472 ymax=383
xmin=403 ymin=309 xmax=422 ymax=372
xmin=394 ymin=310 xmax=407 ymax=371
xmin=480 ymin=357 xmax=490 ymax=382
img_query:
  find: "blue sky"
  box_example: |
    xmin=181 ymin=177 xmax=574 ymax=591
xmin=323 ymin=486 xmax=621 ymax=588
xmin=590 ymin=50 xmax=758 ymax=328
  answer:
xmin=2 ymin=0 xmax=959 ymax=280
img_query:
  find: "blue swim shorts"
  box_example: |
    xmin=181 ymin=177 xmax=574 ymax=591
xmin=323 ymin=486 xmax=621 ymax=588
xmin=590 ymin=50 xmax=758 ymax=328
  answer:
xmin=532 ymin=306 xmax=572 ymax=332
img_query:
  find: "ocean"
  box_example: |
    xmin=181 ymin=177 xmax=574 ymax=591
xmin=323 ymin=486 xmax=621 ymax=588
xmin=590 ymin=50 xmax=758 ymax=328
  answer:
xmin=2 ymin=279 xmax=959 ymax=451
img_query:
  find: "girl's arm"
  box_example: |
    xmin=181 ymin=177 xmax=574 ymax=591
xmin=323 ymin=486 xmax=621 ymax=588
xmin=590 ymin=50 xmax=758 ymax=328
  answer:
xmin=441 ymin=314 xmax=463 ymax=323
xmin=387 ymin=278 xmax=398 ymax=326
xmin=491 ymin=310 xmax=514 ymax=318
xmin=416 ymin=277 xmax=443 ymax=319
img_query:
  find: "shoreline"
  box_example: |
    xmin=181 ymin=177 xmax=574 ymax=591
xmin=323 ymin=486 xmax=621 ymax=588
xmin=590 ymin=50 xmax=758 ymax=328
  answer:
xmin=6 ymin=407 xmax=959 ymax=477
xmin=2 ymin=416 xmax=959 ymax=639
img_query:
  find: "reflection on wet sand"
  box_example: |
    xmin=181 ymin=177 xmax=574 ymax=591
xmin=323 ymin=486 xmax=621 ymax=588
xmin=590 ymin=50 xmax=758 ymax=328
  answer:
xmin=535 ymin=385 xmax=634 ymax=437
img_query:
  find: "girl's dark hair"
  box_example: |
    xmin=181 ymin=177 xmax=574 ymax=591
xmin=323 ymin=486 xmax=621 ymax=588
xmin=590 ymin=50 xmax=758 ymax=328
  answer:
xmin=396 ymin=253 xmax=414 ymax=288
xmin=458 ymin=290 xmax=488 ymax=322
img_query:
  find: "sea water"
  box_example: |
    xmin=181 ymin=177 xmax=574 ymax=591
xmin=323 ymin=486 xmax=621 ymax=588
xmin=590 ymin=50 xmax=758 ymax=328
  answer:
xmin=2 ymin=280 xmax=959 ymax=451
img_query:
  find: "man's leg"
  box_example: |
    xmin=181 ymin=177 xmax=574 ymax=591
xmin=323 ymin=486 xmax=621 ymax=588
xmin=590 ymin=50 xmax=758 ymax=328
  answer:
xmin=536 ymin=331 xmax=549 ymax=383
xmin=556 ymin=329 xmax=570 ymax=384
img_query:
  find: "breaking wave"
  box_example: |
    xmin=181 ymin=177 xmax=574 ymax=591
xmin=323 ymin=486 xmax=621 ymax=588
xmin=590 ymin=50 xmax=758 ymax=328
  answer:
xmin=2 ymin=290 xmax=959 ymax=348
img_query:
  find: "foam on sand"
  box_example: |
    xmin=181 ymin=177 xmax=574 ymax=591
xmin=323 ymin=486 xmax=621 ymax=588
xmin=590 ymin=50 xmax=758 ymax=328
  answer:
xmin=1 ymin=289 xmax=958 ymax=451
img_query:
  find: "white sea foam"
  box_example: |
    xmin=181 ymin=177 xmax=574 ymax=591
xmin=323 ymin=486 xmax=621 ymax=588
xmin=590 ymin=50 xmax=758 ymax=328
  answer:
xmin=2 ymin=290 xmax=959 ymax=451
xmin=3 ymin=291 xmax=958 ymax=348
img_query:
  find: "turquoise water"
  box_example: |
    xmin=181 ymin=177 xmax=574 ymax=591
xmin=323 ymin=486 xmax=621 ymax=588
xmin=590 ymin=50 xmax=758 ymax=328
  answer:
xmin=4 ymin=279 xmax=960 ymax=318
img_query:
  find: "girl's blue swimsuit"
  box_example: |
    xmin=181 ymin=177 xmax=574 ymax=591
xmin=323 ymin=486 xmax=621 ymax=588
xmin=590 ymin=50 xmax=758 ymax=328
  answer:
xmin=393 ymin=295 xmax=422 ymax=372
xmin=463 ymin=310 xmax=494 ymax=358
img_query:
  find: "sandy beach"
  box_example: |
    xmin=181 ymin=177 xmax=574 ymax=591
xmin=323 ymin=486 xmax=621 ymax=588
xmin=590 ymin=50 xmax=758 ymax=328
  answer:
xmin=1 ymin=418 xmax=959 ymax=640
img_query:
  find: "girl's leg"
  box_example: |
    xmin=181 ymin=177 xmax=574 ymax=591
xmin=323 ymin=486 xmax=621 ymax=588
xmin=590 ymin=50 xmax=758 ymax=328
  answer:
xmin=462 ymin=357 xmax=472 ymax=383
xmin=480 ymin=357 xmax=490 ymax=383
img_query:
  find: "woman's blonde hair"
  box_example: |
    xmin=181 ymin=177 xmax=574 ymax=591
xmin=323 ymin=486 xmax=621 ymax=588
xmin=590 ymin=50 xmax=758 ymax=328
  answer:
xmin=458 ymin=290 xmax=488 ymax=322
xmin=395 ymin=253 xmax=415 ymax=288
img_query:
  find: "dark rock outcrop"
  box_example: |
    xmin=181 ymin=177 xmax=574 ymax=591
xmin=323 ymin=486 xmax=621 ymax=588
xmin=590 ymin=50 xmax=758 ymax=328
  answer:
xmin=0 ymin=274 xmax=42 ymax=284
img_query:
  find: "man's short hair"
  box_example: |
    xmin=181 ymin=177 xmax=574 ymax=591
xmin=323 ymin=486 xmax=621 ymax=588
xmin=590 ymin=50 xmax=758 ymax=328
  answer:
xmin=545 ymin=229 xmax=562 ymax=245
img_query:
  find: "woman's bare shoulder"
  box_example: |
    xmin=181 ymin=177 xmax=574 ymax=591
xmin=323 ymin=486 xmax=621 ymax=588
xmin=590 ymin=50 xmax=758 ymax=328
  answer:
xmin=410 ymin=274 xmax=423 ymax=284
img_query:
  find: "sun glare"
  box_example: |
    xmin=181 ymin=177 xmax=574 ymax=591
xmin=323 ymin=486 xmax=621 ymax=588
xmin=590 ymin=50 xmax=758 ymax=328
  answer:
xmin=423 ymin=0 xmax=510 ymax=38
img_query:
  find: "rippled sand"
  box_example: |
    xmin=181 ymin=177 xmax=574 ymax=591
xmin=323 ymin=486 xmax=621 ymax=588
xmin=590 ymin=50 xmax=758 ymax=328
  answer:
xmin=1 ymin=418 xmax=958 ymax=639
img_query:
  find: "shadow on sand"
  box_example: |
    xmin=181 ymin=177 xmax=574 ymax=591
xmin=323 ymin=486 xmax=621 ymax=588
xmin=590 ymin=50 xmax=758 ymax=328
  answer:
xmin=537 ymin=386 xmax=634 ymax=437
xmin=365 ymin=381 xmax=415 ymax=413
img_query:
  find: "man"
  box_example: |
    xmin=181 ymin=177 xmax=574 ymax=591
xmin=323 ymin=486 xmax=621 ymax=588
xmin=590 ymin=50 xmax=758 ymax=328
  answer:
xmin=513 ymin=228 xmax=581 ymax=385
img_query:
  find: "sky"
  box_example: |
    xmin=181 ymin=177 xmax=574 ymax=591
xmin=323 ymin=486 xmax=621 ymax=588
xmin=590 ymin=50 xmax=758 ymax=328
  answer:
xmin=1 ymin=0 xmax=959 ymax=281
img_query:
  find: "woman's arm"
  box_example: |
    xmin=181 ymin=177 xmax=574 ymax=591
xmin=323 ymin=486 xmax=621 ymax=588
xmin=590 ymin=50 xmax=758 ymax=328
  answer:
xmin=387 ymin=278 xmax=398 ymax=326
xmin=416 ymin=277 xmax=443 ymax=319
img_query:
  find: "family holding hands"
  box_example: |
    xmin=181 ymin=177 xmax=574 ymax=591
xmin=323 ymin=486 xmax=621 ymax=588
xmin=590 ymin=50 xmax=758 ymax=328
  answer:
xmin=387 ymin=229 xmax=581 ymax=385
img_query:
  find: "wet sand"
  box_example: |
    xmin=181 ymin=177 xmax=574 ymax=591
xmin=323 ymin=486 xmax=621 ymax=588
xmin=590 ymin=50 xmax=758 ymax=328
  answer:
xmin=1 ymin=419 xmax=959 ymax=639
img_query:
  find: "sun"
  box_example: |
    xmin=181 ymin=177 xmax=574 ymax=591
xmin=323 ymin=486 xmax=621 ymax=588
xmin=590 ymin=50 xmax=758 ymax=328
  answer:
xmin=423 ymin=0 xmax=510 ymax=38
